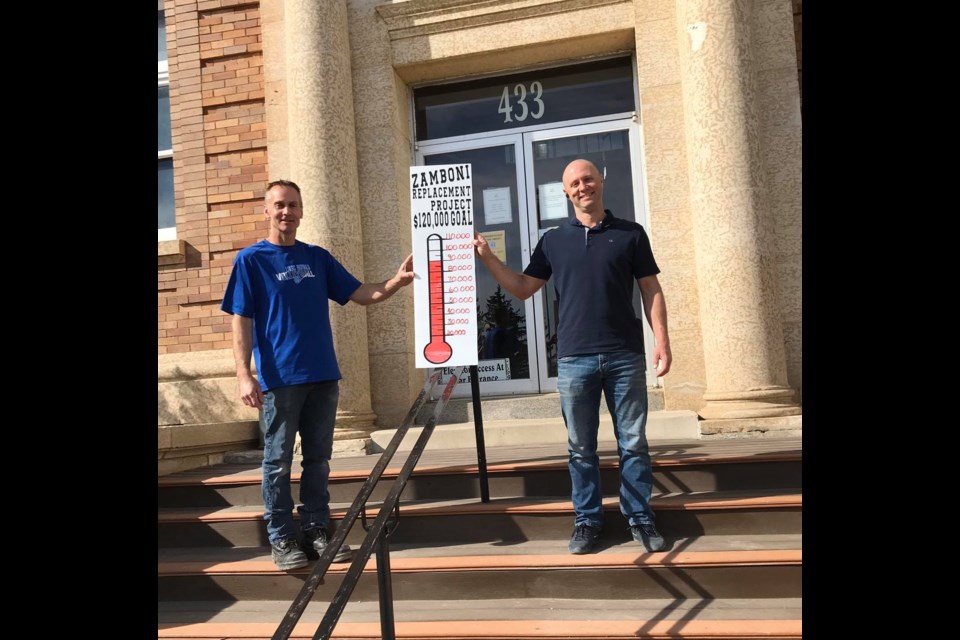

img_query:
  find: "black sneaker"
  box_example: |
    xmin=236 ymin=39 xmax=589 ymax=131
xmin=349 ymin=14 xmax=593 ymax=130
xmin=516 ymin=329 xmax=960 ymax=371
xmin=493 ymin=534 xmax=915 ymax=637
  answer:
xmin=302 ymin=526 xmax=353 ymax=563
xmin=567 ymin=522 xmax=602 ymax=554
xmin=630 ymin=522 xmax=665 ymax=552
xmin=271 ymin=537 xmax=309 ymax=570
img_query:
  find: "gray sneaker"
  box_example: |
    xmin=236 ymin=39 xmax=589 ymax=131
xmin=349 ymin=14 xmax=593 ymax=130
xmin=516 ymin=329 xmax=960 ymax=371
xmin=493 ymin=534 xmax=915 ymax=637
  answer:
xmin=630 ymin=522 xmax=665 ymax=552
xmin=302 ymin=526 xmax=353 ymax=563
xmin=271 ymin=537 xmax=309 ymax=570
xmin=567 ymin=523 xmax=602 ymax=554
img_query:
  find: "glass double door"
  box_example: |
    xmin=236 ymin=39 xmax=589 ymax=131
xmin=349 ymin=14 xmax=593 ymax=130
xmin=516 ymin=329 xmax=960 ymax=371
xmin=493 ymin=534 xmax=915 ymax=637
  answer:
xmin=418 ymin=119 xmax=656 ymax=397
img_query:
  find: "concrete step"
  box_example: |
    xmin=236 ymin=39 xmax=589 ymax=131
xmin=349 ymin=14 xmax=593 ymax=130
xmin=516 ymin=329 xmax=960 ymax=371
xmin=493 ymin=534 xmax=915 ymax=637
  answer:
xmin=160 ymin=448 xmax=801 ymax=508
xmin=159 ymin=598 xmax=802 ymax=638
xmin=158 ymin=534 xmax=802 ymax=602
xmin=157 ymin=490 xmax=802 ymax=548
xmin=372 ymin=410 xmax=700 ymax=453
xmin=415 ymin=390 xmax=665 ymax=425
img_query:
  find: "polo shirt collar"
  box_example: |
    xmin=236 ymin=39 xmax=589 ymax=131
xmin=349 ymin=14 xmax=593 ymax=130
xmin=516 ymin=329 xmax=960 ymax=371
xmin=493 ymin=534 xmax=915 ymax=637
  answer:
xmin=569 ymin=209 xmax=616 ymax=230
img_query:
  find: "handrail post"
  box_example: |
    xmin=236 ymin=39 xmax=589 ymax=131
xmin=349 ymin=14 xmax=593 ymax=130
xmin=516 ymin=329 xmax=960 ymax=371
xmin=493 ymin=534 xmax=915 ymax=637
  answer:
xmin=375 ymin=523 xmax=396 ymax=640
xmin=468 ymin=365 xmax=490 ymax=503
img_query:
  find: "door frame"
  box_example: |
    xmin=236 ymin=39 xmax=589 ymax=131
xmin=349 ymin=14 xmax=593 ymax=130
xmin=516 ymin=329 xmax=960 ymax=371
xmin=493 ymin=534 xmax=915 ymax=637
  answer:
xmin=416 ymin=118 xmax=659 ymax=396
xmin=522 ymin=118 xmax=659 ymax=390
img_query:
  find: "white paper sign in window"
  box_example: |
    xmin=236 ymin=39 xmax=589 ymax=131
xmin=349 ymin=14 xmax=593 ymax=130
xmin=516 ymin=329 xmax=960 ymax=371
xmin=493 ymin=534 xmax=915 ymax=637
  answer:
xmin=482 ymin=187 xmax=512 ymax=225
xmin=538 ymin=182 xmax=568 ymax=220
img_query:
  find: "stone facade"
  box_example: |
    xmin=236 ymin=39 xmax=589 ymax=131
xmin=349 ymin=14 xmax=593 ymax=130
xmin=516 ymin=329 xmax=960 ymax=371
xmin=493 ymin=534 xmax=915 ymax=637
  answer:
xmin=158 ymin=0 xmax=802 ymax=473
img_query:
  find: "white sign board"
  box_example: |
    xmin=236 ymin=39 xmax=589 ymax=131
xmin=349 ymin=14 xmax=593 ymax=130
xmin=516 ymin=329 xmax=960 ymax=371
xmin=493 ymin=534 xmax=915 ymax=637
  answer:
xmin=438 ymin=358 xmax=511 ymax=385
xmin=411 ymin=164 xmax=479 ymax=369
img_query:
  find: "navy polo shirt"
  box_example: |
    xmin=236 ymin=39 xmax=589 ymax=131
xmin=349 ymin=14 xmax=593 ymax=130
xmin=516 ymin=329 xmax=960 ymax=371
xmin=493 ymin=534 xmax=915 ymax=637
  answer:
xmin=523 ymin=210 xmax=659 ymax=359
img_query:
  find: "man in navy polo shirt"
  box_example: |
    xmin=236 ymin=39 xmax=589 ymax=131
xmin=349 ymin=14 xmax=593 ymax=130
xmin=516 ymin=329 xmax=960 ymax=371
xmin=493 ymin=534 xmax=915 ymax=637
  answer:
xmin=222 ymin=179 xmax=415 ymax=570
xmin=473 ymin=159 xmax=672 ymax=555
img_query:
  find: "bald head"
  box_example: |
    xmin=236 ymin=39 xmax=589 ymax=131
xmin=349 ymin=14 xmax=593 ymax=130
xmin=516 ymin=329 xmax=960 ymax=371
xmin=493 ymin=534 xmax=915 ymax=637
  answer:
xmin=562 ymin=159 xmax=604 ymax=216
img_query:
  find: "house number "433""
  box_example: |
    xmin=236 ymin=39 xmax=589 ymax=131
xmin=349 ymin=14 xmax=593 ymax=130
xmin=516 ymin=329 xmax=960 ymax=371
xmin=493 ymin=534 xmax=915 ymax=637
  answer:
xmin=498 ymin=82 xmax=545 ymax=123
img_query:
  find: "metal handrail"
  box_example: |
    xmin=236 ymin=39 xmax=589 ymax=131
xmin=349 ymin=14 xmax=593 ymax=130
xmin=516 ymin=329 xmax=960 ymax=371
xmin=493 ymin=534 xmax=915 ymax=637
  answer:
xmin=271 ymin=365 xmax=475 ymax=640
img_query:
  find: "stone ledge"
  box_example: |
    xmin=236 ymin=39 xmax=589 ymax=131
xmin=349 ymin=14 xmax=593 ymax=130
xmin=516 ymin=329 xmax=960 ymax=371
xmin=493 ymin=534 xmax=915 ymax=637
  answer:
xmin=158 ymin=239 xmax=188 ymax=267
xmin=372 ymin=410 xmax=700 ymax=453
xmin=158 ymin=421 xmax=259 ymax=475
xmin=698 ymin=414 xmax=803 ymax=437
xmin=376 ymin=0 xmax=626 ymax=39
xmin=415 ymin=389 xmax=665 ymax=425
xmin=224 ymin=437 xmax=372 ymax=465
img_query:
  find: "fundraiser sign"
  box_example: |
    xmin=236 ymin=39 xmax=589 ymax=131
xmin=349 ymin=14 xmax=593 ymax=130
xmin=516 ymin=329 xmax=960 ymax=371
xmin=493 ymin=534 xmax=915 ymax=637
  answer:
xmin=411 ymin=163 xmax=479 ymax=369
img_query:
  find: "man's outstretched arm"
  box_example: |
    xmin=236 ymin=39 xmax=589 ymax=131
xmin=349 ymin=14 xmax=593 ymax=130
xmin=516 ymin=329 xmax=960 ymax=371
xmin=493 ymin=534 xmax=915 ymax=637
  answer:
xmin=473 ymin=232 xmax=546 ymax=300
xmin=349 ymin=254 xmax=416 ymax=305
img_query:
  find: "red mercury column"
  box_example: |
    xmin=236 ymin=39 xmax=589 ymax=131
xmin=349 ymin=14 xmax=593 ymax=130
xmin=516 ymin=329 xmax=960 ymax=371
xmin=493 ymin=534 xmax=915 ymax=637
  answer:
xmin=423 ymin=233 xmax=453 ymax=364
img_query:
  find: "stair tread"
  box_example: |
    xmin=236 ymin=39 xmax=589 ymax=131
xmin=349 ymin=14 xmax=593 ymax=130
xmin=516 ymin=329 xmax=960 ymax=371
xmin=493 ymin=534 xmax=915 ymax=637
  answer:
xmin=158 ymin=533 xmax=802 ymax=575
xmin=159 ymin=437 xmax=802 ymax=486
xmin=159 ymin=597 xmax=803 ymax=624
xmin=158 ymin=488 xmax=802 ymax=522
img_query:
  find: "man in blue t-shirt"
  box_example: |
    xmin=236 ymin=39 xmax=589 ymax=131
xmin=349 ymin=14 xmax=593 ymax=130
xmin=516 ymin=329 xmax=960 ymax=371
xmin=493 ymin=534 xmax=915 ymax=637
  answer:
xmin=221 ymin=179 xmax=414 ymax=570
xmin=473 ymin=159 xmax=672 ymax=555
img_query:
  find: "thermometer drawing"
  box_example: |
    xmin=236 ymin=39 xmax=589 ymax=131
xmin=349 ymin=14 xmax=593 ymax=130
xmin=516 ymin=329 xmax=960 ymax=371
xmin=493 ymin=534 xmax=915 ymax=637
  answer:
xmin=423 ymin=234 xmax=453 ymax=364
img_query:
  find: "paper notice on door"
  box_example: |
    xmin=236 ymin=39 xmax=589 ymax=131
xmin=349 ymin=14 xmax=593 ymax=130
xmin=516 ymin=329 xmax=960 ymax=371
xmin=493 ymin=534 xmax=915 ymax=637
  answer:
xmin=538 ymin=182 xmax=568 ymax=220
xmin=483 ymin=187 xmax=512 ymax=225
xmin=483 ymin=229 xmax=507 ymax=262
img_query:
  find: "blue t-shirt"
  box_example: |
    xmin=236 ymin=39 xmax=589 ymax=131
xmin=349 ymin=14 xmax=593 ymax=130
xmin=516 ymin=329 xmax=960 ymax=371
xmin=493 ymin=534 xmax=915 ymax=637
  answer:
xmin=523 ymin=210 xmax=659 ymax=359
xmin=220 ymin=240 xmax=362 ymax=392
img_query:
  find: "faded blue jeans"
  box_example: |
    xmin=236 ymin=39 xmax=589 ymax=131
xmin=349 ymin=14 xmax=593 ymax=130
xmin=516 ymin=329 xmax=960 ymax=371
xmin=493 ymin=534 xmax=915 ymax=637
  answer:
xmin=557 ymin=351 xmax=655 ymax=529
xmin=261 ymin=380 xmax=338 ymax=544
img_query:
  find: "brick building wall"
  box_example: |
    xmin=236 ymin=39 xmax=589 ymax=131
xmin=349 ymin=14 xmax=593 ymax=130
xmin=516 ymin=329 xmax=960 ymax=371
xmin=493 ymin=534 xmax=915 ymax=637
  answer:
xmin=158 ymin=0 xmax=266 ymax=356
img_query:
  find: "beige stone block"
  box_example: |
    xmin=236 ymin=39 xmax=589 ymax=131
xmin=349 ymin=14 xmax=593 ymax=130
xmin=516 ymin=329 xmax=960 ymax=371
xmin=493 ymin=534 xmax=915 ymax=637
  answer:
xmin=260 ymin=0 xmax=283 ymax=23
xmin=352 ymin=67 xmax=405 ymax=139
xmin=355 ymin=123 xmax=407 ymax=231
xmin=639 ymin=85 xmax=689 ymax=213
xmin=394 ymin=73 xmax=413 ymax=139
xmin=158 ymin=428 xmax=173 ymax=450
xmin=366 ymin=297 xmax=416 ymax=357
xmin=634 ymin=0 xmax=674 ymax=21
xmin=369 ymin=351 xmax=420 ymax=429
xmin=635 ymin=18 xmax=680 ymax=89
xmin=699 ymin=414 xmax=801 ymax=436
xmin=386 ymin=0 xmax=636 ymax=83
xmin=158 ymin=377 xmax=258 ymax=426
xmin=261 ymin=20 xmax=286 ymax=79
xmin=643 ymin=206 xmax=703 ymax=350
xmin=347 ymin=0 xmax=393 ymax=71
xmin=782 ymin=320 xmax=802 ymax=403
xmin=776 ymin=259 xmax=801 ymax=322
xmin=165 ymin=421 xmax=259 ymax=450
xmin=395 ymin=29 xmax=633 ymax=85
xmin=264 ymin=80 xmax=289 ymax=140
xmin=392 ymin=128 xmax=415 ymax=203
xmin=752 ymin=0 xmax=799 ymax=71
xmin=158 ymin=454 xmax=210 ymax=477
xmin=660 ymin=326 xmax=707 ymax=412
xmin=158 ymin=349 xmax=235 ymax=381
xmin=322 ymin=236 xmax=365 ymax=282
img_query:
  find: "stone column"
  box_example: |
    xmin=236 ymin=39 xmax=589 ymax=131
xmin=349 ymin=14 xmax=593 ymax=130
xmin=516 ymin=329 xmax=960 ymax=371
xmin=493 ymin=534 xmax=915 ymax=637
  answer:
xmin=284 ymin=0 xmax=377 ymax=440
xmin=678 ymin=0 xmax=800 ymax=419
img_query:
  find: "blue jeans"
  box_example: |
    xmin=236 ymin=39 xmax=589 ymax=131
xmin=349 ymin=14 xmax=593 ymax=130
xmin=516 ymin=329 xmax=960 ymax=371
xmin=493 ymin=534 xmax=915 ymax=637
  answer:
xmin=557 ymin=351 xmax=655 ymax=528
xmin=261 ymin=381 xmax=338 ymax=544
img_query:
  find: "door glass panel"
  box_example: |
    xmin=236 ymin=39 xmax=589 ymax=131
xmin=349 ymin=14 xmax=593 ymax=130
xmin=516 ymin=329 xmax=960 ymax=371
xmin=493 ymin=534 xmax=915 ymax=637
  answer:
xmin=529 ymin=129 xmax=639 ymax=378
xmin=424 ymin=145 xmax=531 ymax=384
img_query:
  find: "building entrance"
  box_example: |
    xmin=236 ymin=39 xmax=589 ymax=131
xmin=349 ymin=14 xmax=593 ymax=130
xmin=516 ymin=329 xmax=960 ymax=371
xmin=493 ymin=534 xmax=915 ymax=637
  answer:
xmin=414 ymin=59 xmax=657 ymax=396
